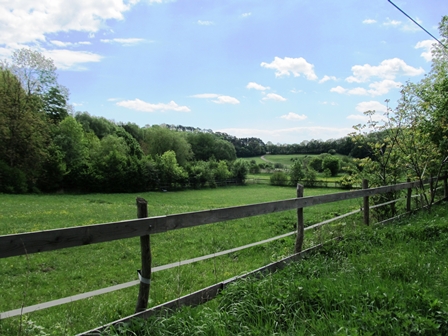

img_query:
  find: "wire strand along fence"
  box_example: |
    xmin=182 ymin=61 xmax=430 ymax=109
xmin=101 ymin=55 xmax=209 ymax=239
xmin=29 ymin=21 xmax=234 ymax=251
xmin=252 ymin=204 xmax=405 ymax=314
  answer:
xmin=0 ymin=176 xmax=446 ymax=334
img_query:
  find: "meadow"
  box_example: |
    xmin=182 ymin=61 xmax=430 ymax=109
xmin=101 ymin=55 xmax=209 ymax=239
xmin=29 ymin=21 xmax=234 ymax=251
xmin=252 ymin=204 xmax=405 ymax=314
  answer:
xmin=0 ymin=184 xmax=362 ymax=335
xmin=103 ymin=202 xmax=448 ymax=335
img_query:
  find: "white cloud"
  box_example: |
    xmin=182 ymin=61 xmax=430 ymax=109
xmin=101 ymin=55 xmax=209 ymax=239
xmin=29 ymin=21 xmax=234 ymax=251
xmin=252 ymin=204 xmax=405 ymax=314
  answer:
xmin=363 ymin=19 xmax=377 ymax=24
xmin=198 ymin=20 xmax=214 ymax=26
xmin=50 ymin=40 xmax=92 ymax=47
xmin=0 ymin=1 xmax=137 ymax=45
xmin=415 ymin=39 xmax=435 ymax=62
xmin=330 ymin=86 xmax=347 ymax=94
xmin=383 ymin=18 xmax=402 ymax=26
xmin=280 ymin=113 xmax=307 ymax=121
xmin=216 ymin=126 xmax=353 ymax=142
xmin=261 ymin=56 xmax=318 ymax=80
xmin=319 ymin=75 xmax=337 ymax=84
xmin=347 ymin=87 xmax=369 ymax=95
xmin=246 ymin=82 xmax=270 ymax=91
xmin=290 ymin=88 xmax=303 ymax=94
xmin=345 ymin=58 xmax=424 ymax=83
xmin=320 ymin=101 xmax=338 ymax=106
xmin=213 ymin=96 xmax=240 ymax=104
xmin=331 ymin=80 xmax=401 ymax=97
xmin=191 ymin=93 xmax=239 ymax=104
xmin=355 ymin=101 xmax=388 ymax=113
xmin=43 ymin=49 xmax=102 ymax=70
xmin=241 ymin=12 xmax=252 ymax=17
xmin=191 ymin=93 xmax=219 ymax=99
xmin=117 ymin=99 xmax=191 ymax=112
xmin=367 ymin=79 xmax=401 ymax=96
xmin=100 ymin=38 xmax=146 ymax=46
xmin=262 ymin=93 xmax=287 ymax=101
xmin=346 ymin=101 xmax=389 ymax=122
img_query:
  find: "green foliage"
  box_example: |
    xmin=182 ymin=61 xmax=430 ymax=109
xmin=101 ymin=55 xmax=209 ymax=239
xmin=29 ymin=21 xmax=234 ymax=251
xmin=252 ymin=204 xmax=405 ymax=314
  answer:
xmin=0 ymin=160 xmax=28 ymax=193
xmin=231 ymin=159 xmax=249 ymax=184
xmin=322 ymin=155 xmax=340 ymax=176
xmin=0 ymin=67 xmax=50 ymax=190
xmin=156 ymin=150 xmax=188 ymax=188
xmin=42 ymin=86 xmax=69 ymax=124
xmin=308 ymin=156 xmax=323 ymax=172
xmin=75 ymin=112 xmax=117 ymax=139
xmin=289 ymin=159 xmax=305 ymax=186
xmin=270 ymin=171 xmax=288 ymax=186
xmin=142 ymin=126 xmax=193 ymax=166
xmin=186 ymin=132 xmax=236 ymax=161
xmin=303 ymin=168 xmax=318 ymax=187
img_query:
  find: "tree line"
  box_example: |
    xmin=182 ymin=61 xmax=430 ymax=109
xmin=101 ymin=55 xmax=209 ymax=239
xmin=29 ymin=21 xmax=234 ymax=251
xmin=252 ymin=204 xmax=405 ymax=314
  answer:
xmin=0 ymin=50 xmax=250 ymax=193
xmin=0 ymin=49 xmax=367 ymax=194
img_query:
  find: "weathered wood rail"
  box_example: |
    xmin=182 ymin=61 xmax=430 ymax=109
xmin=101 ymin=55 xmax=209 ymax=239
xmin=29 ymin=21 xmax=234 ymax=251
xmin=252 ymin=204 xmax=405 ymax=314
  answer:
xmin=0 ymin=179 xmax=431 ymax=259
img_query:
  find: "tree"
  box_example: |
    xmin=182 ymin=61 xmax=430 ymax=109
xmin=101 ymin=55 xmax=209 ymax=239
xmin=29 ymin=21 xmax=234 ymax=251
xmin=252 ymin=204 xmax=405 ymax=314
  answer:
xmin=231 ymin=159 xmax=249 ymax=184
xmin=43 ymin=86 xmax=69 ymax=123
xmin=75 ymin=112 xmax=117 ymax=139
xmin=322 ymin=155 xmax=340 ymax=177
xmin=10 ymin=48 xmax=57 ymax=96
xmin=0 ymin=68 xmax=50 ymax=190
xmin=289 ymin=159 xmax=305 ymax=186
xmin=142 ymin=126 xmax=192 ymax=166
xmin=157 ymin=150 xmax=188 ymax=188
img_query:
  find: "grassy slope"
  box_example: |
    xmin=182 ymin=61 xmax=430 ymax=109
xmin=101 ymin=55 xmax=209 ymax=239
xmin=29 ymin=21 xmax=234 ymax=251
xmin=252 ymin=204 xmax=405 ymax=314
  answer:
xmin=0 ymin=185 xmax=361 ymax=335
xmin=104 ymin=203 xmax=448 ymax=336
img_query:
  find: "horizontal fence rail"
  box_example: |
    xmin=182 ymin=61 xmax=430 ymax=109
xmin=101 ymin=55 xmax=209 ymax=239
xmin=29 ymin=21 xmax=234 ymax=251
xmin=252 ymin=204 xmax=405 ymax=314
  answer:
xmin=1 ymin=175 xmax=445 ymax=334
xmin=0 ymin=180 xmax=425 ymax=259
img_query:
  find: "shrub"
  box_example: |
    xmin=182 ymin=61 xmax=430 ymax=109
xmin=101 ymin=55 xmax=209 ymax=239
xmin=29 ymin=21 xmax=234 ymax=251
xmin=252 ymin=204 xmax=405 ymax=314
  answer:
xmin=289 ymin=160 xmax=305 ymax=186
xmin=270 ymin=172 xmax=288 ymax=186
xmin=322 ymin=155 xmax=340 ymax=176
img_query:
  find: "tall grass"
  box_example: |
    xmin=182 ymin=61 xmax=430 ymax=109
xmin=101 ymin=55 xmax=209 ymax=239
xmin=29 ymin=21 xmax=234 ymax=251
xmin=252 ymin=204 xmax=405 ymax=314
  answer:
xmin=102 ymin=202 xmax=448 ymax=335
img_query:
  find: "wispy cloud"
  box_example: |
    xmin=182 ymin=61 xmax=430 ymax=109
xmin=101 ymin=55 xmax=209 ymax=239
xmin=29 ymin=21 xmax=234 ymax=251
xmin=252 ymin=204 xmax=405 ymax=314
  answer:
xmin=363 ymin=19 xmax=377 ymax=24
xmin=100 ymin=38 xmax=147 ymax=46
xmin=43 ymin=49 xmax=102 ymax=70
xmin=117 ymin=99 xmax=191 ymax=112
xmin=246 ymin=82 xmax=270 ymax=91
xmin=191 ymin=93 xmax=239 ymax=104
xmin=319 ymin=75 xmax=337 ymax=84
xmin=197 ymin=20 xmax=214 ymax=26
xmin=262 ymin=93 xmax=287 ymax=101
xmin=280 ymin=112 xmax=307 ymax=121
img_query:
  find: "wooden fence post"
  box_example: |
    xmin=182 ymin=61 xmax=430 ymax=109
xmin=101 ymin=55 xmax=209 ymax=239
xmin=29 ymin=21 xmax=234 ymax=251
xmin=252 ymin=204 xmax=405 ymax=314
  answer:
xmin=135 ymin=197 xmax=151 ymax=313
xmin=362 ymin=179 xmax=369 ymax=226
xmin=294 ymin=184 xmax=304 ymax=253
xmin=406 ymin=178 xmax=412 ymax=213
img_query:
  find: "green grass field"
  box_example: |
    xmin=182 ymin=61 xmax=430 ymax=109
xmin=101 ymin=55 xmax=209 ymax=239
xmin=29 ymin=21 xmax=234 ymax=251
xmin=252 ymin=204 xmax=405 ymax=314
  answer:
xmin=242 ymin=154 xmax=349 ymax=183
xmin=0 ymin=185 xmax=362 ymax=335
xmin=102 ymin=202 xmax=448 ymax=335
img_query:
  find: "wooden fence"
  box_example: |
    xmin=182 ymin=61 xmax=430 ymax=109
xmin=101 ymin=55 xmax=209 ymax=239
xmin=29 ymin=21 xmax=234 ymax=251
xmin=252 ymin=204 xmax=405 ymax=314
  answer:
xmin=0 ymin=176 xmax=446 ymax=334
xmin=246 ymin=178 xmax=353 ymax=188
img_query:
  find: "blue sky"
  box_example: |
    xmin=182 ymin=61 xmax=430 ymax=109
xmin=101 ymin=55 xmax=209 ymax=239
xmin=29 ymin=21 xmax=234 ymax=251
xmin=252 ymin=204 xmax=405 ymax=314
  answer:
xmin=0 ymin=0 xmax=445 ymax=144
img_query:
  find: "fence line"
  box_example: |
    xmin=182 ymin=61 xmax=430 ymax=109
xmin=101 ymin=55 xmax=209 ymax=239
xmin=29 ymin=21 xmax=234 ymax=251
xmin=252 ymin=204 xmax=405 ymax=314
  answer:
xmin=0 ymin=179 xmax=427 ymax=259
xmin=0 ymin=176 xmax=445 ymax=333
xmin=0 ymin=189 xmax=434 ymax=319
